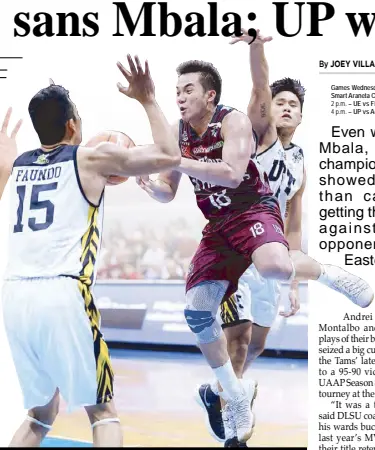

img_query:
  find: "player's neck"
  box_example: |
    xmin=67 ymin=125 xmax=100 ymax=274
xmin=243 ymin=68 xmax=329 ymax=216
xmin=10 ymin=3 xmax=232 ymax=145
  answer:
xmin=189 ymin=106 xmax=216 ymax=137
xmin=277 ymin=128 xmax=295 ymax=148
xmin=41 ymin=140 xmax=73 ymax=152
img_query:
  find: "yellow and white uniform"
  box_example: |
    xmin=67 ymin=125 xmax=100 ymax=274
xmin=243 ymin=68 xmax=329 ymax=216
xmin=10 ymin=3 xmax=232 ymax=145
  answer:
xmin=2 ymin=145 xmax=113 ymax=411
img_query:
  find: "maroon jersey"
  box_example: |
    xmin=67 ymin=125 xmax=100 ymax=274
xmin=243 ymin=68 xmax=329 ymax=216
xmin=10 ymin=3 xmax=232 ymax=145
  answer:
xmin=179 ymin=105 xmax=274 ymax=220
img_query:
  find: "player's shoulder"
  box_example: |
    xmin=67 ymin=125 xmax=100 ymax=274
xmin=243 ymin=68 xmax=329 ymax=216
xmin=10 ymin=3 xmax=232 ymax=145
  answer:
xmin=221 ymin=107 xmax=251 ymax=130
xmin=76 ymin=143 xmax=107 ymax=170
xmin=288 ymin=142 xmax=303 ymax=152
xmin=217 ymin=105 xmax=248 ymax=120
xmin=217 ymin=104 xmax=241 ymax=118
xmin=14 ymin=145 xmax=77 ymax=168
xmin=13 ymin=149 xmax=39 ymax=167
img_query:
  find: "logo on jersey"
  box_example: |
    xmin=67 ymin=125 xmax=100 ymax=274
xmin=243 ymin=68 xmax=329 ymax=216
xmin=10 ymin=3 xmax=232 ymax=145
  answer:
xmin=182 ymin=131 xmax=189 ymax=142
xmin=180 ymin=145 xmax=190 ymax=157
xmin=293 ymin=149 xmax=303 ymax=164
xmin=208 ymin=122 xmax=221 ymax=138
xmin=192 ymin=140 xmax=223 ymax=155
xmin=33 ymin=154 xmax=49 ymax=165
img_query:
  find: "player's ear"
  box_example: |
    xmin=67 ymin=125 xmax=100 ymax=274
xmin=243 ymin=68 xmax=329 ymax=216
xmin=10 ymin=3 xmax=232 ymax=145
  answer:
xmin=207 ymin=89 xmax=216 ymax=105
xmin=66 ymin=118 xmax=76 ymax=135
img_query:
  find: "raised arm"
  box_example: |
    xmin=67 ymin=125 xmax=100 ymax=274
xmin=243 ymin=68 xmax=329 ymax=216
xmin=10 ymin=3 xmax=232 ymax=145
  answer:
xmin=175 ymin=110 xmax=254 ymax=188
xmin=83 ymin=55 xmax=180 ymax=179
xmin=230 ymin=29 xmax=277 ymax=146
xmin=0 ymin=108 xmax=22 ymax=200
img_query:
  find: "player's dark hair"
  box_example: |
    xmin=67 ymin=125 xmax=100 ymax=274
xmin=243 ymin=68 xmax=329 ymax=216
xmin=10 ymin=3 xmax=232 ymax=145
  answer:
xmin=176 ymin=60 xmax=222 ymax=105
xmin=270 ymin=78 xmax=306 ymax=111
xmin=28 ymin=85 xmax=77 ymax=145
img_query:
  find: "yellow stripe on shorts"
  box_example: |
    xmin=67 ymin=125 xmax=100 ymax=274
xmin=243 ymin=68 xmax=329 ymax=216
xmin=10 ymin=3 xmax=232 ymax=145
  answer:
xmin=79 ymin=205 xmax=114 ymax=404
xmin=220 ymin=294 xmax=240 ymax=325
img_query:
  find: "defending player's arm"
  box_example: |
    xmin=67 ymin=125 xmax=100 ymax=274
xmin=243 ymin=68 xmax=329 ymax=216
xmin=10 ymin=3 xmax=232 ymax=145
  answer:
xmin=86 ymin=55 xmax=180 ymax=178
xmin=284 ymin=171 xmax=306 ymax=251
xmin=230 ymin=29 xmax=276 ymax=146
xmin=0 ymin=108 xmax=22 ymax=200
xmin=280 ymin=171 xmax=306 ymax=318
xmin=135 ymin=121 xmax=182 ymax=203
xmin=175 ymin=111 xmax=254 ymax=188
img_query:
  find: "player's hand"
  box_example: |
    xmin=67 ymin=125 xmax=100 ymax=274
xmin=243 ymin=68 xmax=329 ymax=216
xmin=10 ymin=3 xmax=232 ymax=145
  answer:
xmin=280 ymin=283 xmax=300 ymax=318
xmin=229 ymin=28 xmax=273 ymax=46
xmin=117 ymin=55 xmax=155 ymax=105
xmin=0 ymin=107 xmax=22 ymax=176
xmin=136 ymin=175 xmax=156 ymax=196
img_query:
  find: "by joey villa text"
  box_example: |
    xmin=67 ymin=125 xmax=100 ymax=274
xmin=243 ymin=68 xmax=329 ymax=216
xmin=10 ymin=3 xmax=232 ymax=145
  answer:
xmin=321 ymin=60 xmax=375 ymax=70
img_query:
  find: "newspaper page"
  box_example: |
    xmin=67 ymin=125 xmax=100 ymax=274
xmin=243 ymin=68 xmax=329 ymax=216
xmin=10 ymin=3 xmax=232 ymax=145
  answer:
xmin=0 ymin=0 xmax=373 ymax=448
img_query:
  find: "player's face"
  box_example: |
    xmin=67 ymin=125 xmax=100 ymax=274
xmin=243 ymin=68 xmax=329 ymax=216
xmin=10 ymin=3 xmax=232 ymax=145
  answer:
xmin=271 ymin=91 xmax=302 ymax=130
xmin=176 ymin=73 xmax=212 ymax=123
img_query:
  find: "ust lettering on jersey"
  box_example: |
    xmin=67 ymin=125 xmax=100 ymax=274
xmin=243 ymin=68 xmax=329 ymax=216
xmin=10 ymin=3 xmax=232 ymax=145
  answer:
xmin=5 ymin=145 xmax=104 ymax=286
xmin=259 ymin=139 xmax=295 ymax=199
xmin=179 ymin=105 xmax=273 ymax=220
xmin=256 ymin=138 xmax=304 ymax=217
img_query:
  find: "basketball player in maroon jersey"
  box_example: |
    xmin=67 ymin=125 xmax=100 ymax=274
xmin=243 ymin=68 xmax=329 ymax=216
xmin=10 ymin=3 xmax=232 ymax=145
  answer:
xmin=137 ymin=60 xmax=292 ymax=444
xmin=0 ymin=108 xmax=22 ymax=200
xmin=136 ymin=60 xmax=373 ymax=444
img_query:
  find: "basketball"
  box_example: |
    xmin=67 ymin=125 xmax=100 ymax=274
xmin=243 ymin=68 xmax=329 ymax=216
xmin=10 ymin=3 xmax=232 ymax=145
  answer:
xmin=86 ymin=130 xmax=135 ymax=186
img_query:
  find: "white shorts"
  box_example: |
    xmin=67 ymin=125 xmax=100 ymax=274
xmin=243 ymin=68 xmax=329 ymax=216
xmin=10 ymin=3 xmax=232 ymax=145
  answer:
xmin=219 ymin=265 xmax=281 ymax=328
xmin=2 ymin=277 xmax=114 ymax=412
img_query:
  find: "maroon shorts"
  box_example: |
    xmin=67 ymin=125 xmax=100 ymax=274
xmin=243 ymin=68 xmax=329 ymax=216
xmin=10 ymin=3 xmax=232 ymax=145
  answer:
xmin=186 ymin=200 xmax=288 ymax=298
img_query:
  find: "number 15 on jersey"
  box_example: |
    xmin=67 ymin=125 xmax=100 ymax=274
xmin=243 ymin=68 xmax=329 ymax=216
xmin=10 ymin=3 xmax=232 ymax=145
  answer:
xmin=14 ymin=182 xmax=58 ymax=233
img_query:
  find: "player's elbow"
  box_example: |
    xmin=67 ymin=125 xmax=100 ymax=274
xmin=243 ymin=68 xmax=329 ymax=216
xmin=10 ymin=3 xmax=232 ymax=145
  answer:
xmin=170 ymin=154 xmax=181 ymax=167
xmin=227 ymin=171 xmax=243 ymax=189
xmin=158 ymin=150 xmax=181 ymax=170
xmin=227 ymin=178 xmax=242 ymax=189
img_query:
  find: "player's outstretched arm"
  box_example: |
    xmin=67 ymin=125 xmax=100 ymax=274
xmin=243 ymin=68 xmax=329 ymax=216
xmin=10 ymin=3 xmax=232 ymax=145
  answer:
xmin=175 ymin=111 xmax=254 ymax=188
xmin=136 ymin=122 xmax=182 ymax=203
xmin=230 ymin=29 xmax=276 ymax=145
xmin=280 ymin=171 xmax=306 ymax=318
xmin=86 ymin=55 xmax=180 ymax=178
xmin=0 ymin=108 xmax=22 ymax=200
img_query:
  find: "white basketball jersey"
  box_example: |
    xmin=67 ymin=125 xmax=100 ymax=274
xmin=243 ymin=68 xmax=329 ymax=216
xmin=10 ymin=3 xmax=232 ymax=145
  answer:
xmin=256 ymin=139 xmax=305 ymax=217
xmin=4 ymin=145 xmax=104 ymax=284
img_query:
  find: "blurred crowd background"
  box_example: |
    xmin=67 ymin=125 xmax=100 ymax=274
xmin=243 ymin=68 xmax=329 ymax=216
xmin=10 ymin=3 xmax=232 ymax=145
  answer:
xmin=97 ymin=216 xmax=199 ymax=280
xmin=97 ymin=185 xmax=309 ymax=281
